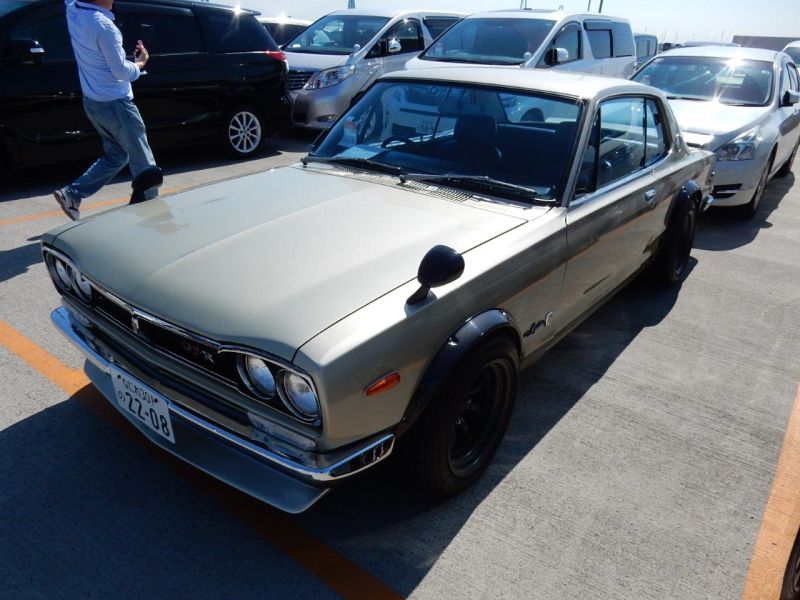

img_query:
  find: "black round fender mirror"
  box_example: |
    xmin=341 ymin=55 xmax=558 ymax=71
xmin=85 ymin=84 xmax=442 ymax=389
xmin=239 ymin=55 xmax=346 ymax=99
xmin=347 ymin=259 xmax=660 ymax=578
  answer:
xmin=130 ymin=166 xmax=163 ymax=204
xmin=407 ymin=245 xmax=465 ymax=305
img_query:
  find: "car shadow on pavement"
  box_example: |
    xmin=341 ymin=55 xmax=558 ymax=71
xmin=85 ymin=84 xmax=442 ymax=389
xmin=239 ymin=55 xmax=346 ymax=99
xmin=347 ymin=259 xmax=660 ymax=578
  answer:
xmin=0 ymin=242 xmax=42 ymax=285
xmin=293 ymin=267 xmax=693 ymax=596
xmin=0 ymin=131 xmax=315 ymax=205
xmin=0 ymin=268 xmax=689 ymax=598
xmin=695 ymin=173 xmax=794 ymax=252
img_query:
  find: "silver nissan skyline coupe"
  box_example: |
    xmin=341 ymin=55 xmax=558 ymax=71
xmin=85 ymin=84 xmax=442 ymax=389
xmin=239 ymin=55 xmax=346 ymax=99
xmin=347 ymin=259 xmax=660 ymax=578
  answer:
xmin=44 ymin=68 xmax=714 ymax=513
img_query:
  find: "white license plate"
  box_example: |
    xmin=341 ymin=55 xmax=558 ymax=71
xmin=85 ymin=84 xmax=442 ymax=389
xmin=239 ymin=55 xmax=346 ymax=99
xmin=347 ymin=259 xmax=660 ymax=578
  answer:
xmin=110 ymin=367 xmax=175 ymax=444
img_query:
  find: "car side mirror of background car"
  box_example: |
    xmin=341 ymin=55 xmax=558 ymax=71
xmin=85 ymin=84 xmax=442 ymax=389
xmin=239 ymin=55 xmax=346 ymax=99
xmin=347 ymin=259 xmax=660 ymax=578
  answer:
xmin=783 ymin=90 xmax=800 ymax=107
xmin=407 ymin=245 xmax=465 ymax=305
xmin=544 ymin=47 xmax=569 ymax=66
xmin=387 ymin=39 xmax=402 ymax=54
xmin=4 ymin=39 xmax=44 ymax=66
xmin=130 ymin=166 xmax=163 ymax=204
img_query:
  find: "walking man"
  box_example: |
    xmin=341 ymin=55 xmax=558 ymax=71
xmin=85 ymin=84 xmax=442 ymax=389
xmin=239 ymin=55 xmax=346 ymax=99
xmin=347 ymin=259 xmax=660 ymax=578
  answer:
xmin=55 ymin=0 xmax=158 ymax=221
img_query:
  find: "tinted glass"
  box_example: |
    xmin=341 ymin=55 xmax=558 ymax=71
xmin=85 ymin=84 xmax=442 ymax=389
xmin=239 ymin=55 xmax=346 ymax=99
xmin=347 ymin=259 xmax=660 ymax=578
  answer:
xmin=262 ymin=23 xmax=307 ymax=46
xmin=203 ymin=12 xmax=278 ymax=53
xmin=645 ymin=99 xmax=668 ymax=166
xmin=785 ymin=47 xmax=800 ymax=64
xmin=285 ymin=15 xmax=388 ymax=55
xmin=611 ymin=22 xmax=634 ymax=57
xmin=636 ymin=38 xmax=650 ymax=59
xmin=633 ymin=56 xmax=774 ymax=106
xmin=586 ymin=29 xmax=611 ymax=59
xmin=118 ymin=13 xmax=204 ymax=54
xmin=596 ymin=97 xmax=645 ymax=188
xmin=789 ymin=64 xmax=800 ymax=91
xmin=0 ymin=2 xmax=28 ymax=17
xmin=11 ymin=14 xmax=73 ymax=62
xmin=314 ymin=81 xmax=581 ymax=200
xmin=550 ymin=23 xmax=581 ymax=62
xmin=420 ymin=17 xmax=556 ymax=65
xmin=423 ymin=17 xmax=460 ymax=39
xmin=385 ymin=18 xmax=423 ymax=54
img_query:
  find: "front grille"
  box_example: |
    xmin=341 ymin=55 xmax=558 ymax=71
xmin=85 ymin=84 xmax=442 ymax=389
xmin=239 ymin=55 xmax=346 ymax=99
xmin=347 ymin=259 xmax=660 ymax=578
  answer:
xmin=288 ymin=69 xmax=314 ymax=91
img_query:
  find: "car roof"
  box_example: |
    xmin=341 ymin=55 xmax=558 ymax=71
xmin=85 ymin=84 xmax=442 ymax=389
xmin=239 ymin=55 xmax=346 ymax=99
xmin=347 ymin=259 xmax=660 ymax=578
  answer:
xmin=383 ymin=66 xmax=653 ymax=100
xmin=660 ymin=45 xmax=779 ymax=62
xmin=325 ymin=8 xmax=466 ymax=18
xmin=462 ymin=9 xmax=629 ymax=23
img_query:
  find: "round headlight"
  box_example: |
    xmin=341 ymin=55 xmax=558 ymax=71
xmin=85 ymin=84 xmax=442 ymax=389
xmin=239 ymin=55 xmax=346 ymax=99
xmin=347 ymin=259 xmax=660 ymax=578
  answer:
xmin=72 ymin=270 xmax=93 ymax=301
xmin=281 ymin=372 xmax=319 ymax=421
xmin=55 ymin=259 xmax=72 ymax=290
xmin=243 ymin=356 xmax=276 ymax=398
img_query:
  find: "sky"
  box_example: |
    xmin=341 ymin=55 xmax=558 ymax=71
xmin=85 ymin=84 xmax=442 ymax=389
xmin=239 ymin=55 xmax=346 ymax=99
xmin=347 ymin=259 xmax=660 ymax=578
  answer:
xmin=240 ymin=0 xmax=797 ymax=44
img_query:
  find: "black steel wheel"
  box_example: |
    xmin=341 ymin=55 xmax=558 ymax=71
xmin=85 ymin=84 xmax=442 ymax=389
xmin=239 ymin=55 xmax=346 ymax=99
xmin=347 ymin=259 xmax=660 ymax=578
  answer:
xmin=401 ymin=335 xmax=518 ymax=497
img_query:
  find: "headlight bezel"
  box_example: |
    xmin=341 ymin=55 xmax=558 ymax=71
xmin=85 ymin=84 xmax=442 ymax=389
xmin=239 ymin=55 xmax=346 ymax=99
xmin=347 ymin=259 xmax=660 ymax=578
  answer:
xmin=714 ymin=127 xmax=763 ymax=161
xmin=235 ymin=351 xmax=321 ymax=424
xmin=44 ymin=248 xmax=94 ymax=302
xmin=304 ymin=64 xmax=356 ymax=90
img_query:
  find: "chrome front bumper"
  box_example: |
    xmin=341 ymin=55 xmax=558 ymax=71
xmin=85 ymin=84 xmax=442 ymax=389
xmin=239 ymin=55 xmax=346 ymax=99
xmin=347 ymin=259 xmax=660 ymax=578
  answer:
xmin=51 ymin=306 xmax=394 ymax=513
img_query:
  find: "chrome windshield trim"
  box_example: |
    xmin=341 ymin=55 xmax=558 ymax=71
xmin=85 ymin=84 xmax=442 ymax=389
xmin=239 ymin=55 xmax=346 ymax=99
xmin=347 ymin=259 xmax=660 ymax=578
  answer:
xmin=51 ymin=306 xmax=394 ymax=482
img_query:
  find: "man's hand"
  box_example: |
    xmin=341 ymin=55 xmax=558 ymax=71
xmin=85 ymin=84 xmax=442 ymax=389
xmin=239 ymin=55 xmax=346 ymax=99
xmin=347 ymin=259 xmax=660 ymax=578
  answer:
xmin=133 ymin=40 xmax=149 ymax=70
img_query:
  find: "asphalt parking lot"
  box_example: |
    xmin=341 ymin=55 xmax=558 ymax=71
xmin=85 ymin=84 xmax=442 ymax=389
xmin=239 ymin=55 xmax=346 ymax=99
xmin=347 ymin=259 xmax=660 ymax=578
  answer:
xmin=1 ymin=136 xmax=799 ymax=599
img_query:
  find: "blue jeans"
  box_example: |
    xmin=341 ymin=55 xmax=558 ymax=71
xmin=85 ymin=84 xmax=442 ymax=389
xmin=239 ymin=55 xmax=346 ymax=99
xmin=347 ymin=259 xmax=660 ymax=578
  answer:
xmin=64 ymin=97 xmax=157 ymax=204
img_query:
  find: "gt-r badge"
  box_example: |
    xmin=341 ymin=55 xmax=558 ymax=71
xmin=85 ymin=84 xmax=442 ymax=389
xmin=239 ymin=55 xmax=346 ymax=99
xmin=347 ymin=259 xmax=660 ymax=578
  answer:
xmin=523 ymin=311 xmax=554 ymax=338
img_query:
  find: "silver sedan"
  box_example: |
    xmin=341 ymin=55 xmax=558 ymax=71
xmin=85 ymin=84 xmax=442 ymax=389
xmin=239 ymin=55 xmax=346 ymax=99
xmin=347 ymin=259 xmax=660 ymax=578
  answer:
xmin=633 ymin=45 xmax=800 ymax=218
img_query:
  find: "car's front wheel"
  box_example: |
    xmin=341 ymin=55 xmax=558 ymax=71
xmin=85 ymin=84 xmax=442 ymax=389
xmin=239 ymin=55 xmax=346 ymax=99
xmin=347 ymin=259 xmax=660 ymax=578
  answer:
xmin=739 ymin=158 xmax=772 ymax=219
xmin=222 ymin=106 xmax=264 ymax=158
xmin=776 ymin=141 xmax=798 ymax=178
xmin=401 ymin=335 xmax=518 ymax=497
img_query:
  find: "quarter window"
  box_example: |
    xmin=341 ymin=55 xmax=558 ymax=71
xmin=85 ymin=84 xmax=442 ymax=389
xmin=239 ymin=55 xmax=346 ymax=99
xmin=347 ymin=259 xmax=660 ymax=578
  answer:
xmin=645 ymin=99 xmax=668 ymax=166
xmin=201 ymin=11 xmax=279 ymax=53
xmin=789 ymin=64 xmax=800 ymax=91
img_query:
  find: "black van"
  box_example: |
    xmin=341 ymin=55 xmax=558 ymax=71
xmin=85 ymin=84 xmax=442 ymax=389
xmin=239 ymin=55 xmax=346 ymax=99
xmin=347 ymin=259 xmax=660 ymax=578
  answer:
xmin=0 ymin=0 xmax=293 ymax=175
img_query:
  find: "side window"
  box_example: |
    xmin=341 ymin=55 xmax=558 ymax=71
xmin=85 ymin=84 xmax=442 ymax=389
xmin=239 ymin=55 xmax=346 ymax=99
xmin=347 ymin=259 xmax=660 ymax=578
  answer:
xmin=423 ymin=17 xmax=459 ymax=40
xmin=386 ymin=18 xmax=424 ymax=55
xmin=789 ymin=64 xmax=800 ymax=91
xmin=549 ymin=22 xmax=581 ymax=63
xmin=585 ymin=24 xmax=611 ymax=59
xmin=117 ymin=13 xmax=205 ymax=55
xmin=645 ymin=99 xmax=668 ymax=166
xmin=12 ymin=14 xmax=73 ymax=62
xmin=611 ymin=22 xmax=634 ymax=57
xmin=780 ymin=63 xmax=799 ymax=97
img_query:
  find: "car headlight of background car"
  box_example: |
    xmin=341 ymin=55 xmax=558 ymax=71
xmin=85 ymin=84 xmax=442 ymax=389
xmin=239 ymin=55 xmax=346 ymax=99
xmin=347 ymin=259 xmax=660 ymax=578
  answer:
xmin=715 ymin=127 xmax=763 ymax=161
xmin=304 ymin=64 xmax=356 ymax=90
xmin=237 ymin=354 xmax=320 ymax=423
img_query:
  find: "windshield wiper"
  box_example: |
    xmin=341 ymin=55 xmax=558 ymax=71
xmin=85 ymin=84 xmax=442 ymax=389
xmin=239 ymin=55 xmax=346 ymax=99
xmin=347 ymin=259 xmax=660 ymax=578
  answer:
xmin=399 ymin=172 xmax=554 ymax=204
xmin=302 ymin=155 xmax=403 ymax=175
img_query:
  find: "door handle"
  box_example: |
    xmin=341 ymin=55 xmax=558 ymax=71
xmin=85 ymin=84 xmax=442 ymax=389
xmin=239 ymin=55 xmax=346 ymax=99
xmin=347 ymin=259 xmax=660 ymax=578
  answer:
xmin=644 ymin=189 xmax=657 ymax=205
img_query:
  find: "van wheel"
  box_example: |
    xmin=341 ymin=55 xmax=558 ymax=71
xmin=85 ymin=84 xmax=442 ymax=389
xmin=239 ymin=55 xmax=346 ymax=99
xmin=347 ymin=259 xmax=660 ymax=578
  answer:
xmin=650 ymin=199 xmax=696 ymax=284
xmin=222 ymin=107 xmax=264 ymax=158
xmin=401 ymin=335 xmax=518 ymax=497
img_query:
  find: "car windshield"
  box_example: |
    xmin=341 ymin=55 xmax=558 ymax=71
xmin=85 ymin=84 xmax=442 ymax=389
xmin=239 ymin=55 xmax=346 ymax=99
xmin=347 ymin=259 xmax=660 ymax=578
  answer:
xmin=785 ymin=47 xmax=800 ymax=64
xmin=284 ymin=15 xmax=389 ymax=55
xmin=633 ymin=56 xmax=774 ymax=106
xmin=311 ymin=81 xmax=582 ymax=202
xmin=419 ymin=17 xmax=555 ymax=66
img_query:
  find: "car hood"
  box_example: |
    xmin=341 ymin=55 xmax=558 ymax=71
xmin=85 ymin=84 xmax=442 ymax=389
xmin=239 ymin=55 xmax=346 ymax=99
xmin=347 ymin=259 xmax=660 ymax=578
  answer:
xmin=51 ymin=165 xmax=525 ymax=360
xmin=284 ymin=51 xmax=349 ymax=72
xmin=669 ymin=99 xmax=770 ymax=148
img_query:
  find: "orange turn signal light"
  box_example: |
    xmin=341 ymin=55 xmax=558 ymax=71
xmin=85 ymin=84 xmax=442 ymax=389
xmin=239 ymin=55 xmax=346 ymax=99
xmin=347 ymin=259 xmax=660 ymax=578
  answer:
xmin=365 ymin=371 xmax=401 ymax=397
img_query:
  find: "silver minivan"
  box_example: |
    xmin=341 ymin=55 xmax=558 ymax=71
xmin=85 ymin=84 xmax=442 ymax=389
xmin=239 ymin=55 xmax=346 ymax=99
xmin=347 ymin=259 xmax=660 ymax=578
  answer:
xmin=284 ymin=9 xmax=463 ymax=129
xmin=404 ymin=10 xmax=636 ymax=78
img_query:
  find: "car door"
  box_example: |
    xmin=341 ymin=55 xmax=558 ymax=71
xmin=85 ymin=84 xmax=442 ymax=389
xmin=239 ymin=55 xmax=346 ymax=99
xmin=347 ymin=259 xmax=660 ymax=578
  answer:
xmin=1 ymin=2 xmax=95 ymax=167
xmin=560 ymin=95 xmax=668 ymax=327
xmin=115 ymin=2 xmax=223 ymax=148
xmin=776 ymin=59 xmax=800 ymax=166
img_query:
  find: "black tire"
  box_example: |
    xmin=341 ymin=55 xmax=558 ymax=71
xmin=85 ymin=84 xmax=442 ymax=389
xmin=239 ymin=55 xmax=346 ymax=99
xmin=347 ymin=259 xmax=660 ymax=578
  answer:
xmin=400 ymin=335 xmax=518 ymax=497
xmin=221 ymin=106 xmax=265 ymax=158
xmin=738 ymin=158 xmax=772 ymax=220
xmin=782 ymin=528 xmax=800 ymax=600
xmin=650 ymin=199 xmax=697 ymax=284
xmin=776 ymin=141 xmax=798 ymax=178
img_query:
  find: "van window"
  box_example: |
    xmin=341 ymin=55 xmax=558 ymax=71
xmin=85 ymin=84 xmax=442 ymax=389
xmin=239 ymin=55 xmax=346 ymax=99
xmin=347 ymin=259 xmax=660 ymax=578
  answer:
xmin=11 ymin=14 xmax=73 ymax=62
xmin=117 ymin=13 xmax=205 ymax=55
xmin=611 ymin=22 xmax=634 ymax=57
xmin=423 ymin=17 xmax=460 ymax=40
xmin=202 ymin=11 xmax=279 ymax=53
xmin=386 ymin=18 xmax=424 ymax=54
xmin=547 ymin=22 xmax=581 ymax=63
xmin=584 ymin=22 xmax=611 ymax=59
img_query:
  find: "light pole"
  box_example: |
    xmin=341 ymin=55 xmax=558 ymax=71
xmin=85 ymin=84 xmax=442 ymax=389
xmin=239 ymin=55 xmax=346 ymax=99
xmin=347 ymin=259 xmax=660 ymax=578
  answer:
xmin=598 ymin=0 xmax=603 ymax=12
xmin=587 ymin=0 xmax=592 ymax=10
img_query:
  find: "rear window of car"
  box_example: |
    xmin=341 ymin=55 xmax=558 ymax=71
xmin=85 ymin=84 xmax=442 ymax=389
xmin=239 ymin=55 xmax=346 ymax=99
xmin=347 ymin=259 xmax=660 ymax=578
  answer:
xmin=611 ymin=22 xmax=634 ymax=57
xmin=202 ymin=11 xmax=279 ymax=53
xmin=422 ymin=17 xmax=460 ymax=40
xmin=118 ymin=11 xmax=205 ymax=55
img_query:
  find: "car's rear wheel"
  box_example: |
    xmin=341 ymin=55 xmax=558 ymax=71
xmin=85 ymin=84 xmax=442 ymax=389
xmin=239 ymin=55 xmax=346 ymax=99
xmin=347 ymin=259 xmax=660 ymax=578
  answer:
xmin=782 ymin=528 xmax=800 ymax=600
xmin=776 ymin=141 xmax=798 ymax=178
xmin=650 ymin=199 xmax=696 ymax=284
xmin=222 ymin=106 xmax=264 ymax=158
xmin=401 ymin=335 xmax=518 ymax=497
xmin=739 ymin=158 xmax=772 ymax=219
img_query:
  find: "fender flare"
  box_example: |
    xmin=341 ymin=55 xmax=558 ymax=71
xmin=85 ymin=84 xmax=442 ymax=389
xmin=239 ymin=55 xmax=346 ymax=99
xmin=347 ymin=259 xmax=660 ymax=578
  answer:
xmin=673 ymin=180 xmax=702 ymax=219
xmin=395 ymin=309 xmax=521 ymax=437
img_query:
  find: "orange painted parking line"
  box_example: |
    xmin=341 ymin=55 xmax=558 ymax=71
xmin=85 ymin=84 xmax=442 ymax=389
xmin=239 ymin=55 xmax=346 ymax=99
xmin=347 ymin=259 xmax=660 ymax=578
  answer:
xmin=0 ymin=318 xmax=403 ymax=600
xmin=742 ymin=384 xmax=800 ymax=599
xmin=0 ymin=186 xmax=184 ymax=228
